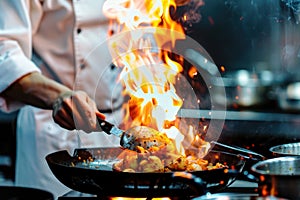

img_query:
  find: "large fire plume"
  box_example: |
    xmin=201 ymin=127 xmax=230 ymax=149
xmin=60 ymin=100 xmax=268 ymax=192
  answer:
xmin=103 ymin=0 xmax=209 ymax=155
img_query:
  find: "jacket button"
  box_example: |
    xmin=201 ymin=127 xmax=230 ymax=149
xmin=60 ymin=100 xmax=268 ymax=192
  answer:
xmin=80 ymin=59 xmax=86 ymax=69
xmin=80 ymin=63 xmax=86 ymax=69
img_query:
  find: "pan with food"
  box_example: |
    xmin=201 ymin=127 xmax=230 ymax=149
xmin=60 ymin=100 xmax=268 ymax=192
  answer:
xmin=46 ymin=147 xmax=246 ymax=197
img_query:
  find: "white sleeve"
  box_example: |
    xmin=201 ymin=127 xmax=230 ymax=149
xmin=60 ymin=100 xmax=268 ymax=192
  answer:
xmin=0 ymin=0 xmax=41 ymax=112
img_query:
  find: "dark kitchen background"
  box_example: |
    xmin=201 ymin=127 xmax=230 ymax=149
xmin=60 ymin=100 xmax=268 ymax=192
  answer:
xmin=1 ymin=0 xmax=300 ymax=186
xmin=178 ymin=0 xmax=299 ymax=74
xmin=175 ymin=0 xmax=300 ymax=155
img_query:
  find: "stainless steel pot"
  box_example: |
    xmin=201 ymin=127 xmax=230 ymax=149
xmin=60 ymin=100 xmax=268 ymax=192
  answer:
xmin=251 ymin=156 xmax=300 ymax=200
xmin=269 ymin=142 xmax=300 ymax=157
xmin=277 ymin=82 xmax=300 ymax=112
xmin=213 ymin=70 xmax=274 ymax=107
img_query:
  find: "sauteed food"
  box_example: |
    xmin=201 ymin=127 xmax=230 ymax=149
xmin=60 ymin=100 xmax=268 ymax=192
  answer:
xmin=70 ymin=129 xmax=226 ymax=172
xmin=71 ymin=127 xmax=227 ymax=173
xmin=113 ymin=149 xmax=226 ymax=172
xmin=113 ymin=130 xmax=226 ymax=172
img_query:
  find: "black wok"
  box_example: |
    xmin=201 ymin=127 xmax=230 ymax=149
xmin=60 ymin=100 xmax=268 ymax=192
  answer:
xmin=46 ymin=147 xmax=247 ymax=198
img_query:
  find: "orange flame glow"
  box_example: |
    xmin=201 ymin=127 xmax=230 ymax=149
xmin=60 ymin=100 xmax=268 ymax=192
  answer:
xmin=103 ymin=0 xmax=210 ymax=157
xmin=103 ymin=0 xmax=185 ymax=132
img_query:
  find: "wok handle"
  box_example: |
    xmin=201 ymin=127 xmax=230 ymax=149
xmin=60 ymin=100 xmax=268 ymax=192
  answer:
xmin=211 ymin=141 xmax=266 ymax=161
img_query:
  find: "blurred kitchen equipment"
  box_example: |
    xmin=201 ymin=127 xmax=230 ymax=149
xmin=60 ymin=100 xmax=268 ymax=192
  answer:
xmin=277 ymin=82 xmax=300 ymax=112
xmin=251 ymin=156 xmax=300 ymax=200
xmin=213 ymin=69 xmax=274 ymax=107
xmin=269 ymin=142 xmax=300 ymax=156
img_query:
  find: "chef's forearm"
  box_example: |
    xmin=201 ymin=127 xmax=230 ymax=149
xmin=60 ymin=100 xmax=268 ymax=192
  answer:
xmin=1 ymin=72 xmax=71 ymax=109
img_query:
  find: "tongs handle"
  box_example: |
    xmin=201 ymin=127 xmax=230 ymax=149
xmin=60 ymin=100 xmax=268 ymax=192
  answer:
xmin=97 ymin=117 xmax=114 ymax=134
xmin=96 ymin=116 xmax=124 ymax=138
xmin=211 ymin=141 xmax=266 ymax=161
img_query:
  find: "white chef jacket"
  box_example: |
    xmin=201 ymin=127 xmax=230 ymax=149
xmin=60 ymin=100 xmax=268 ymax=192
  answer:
xmin=0 ymin=0 xmax=124 ymax=198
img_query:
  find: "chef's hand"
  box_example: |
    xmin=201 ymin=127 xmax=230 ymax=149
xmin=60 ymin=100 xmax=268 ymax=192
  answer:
xmin=52 ymin=90 xmax=106 ymax=133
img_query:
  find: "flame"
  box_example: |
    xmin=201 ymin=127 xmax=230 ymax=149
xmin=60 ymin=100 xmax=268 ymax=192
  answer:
xmin=103 ymin=0 xmax=207 ymax=155
xmin=103 ymin=0 xmax=185 ymax=131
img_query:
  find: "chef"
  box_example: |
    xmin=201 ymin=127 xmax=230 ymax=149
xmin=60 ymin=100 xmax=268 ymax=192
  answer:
xmin=0 ymin=0 xmax=124 ymax=198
